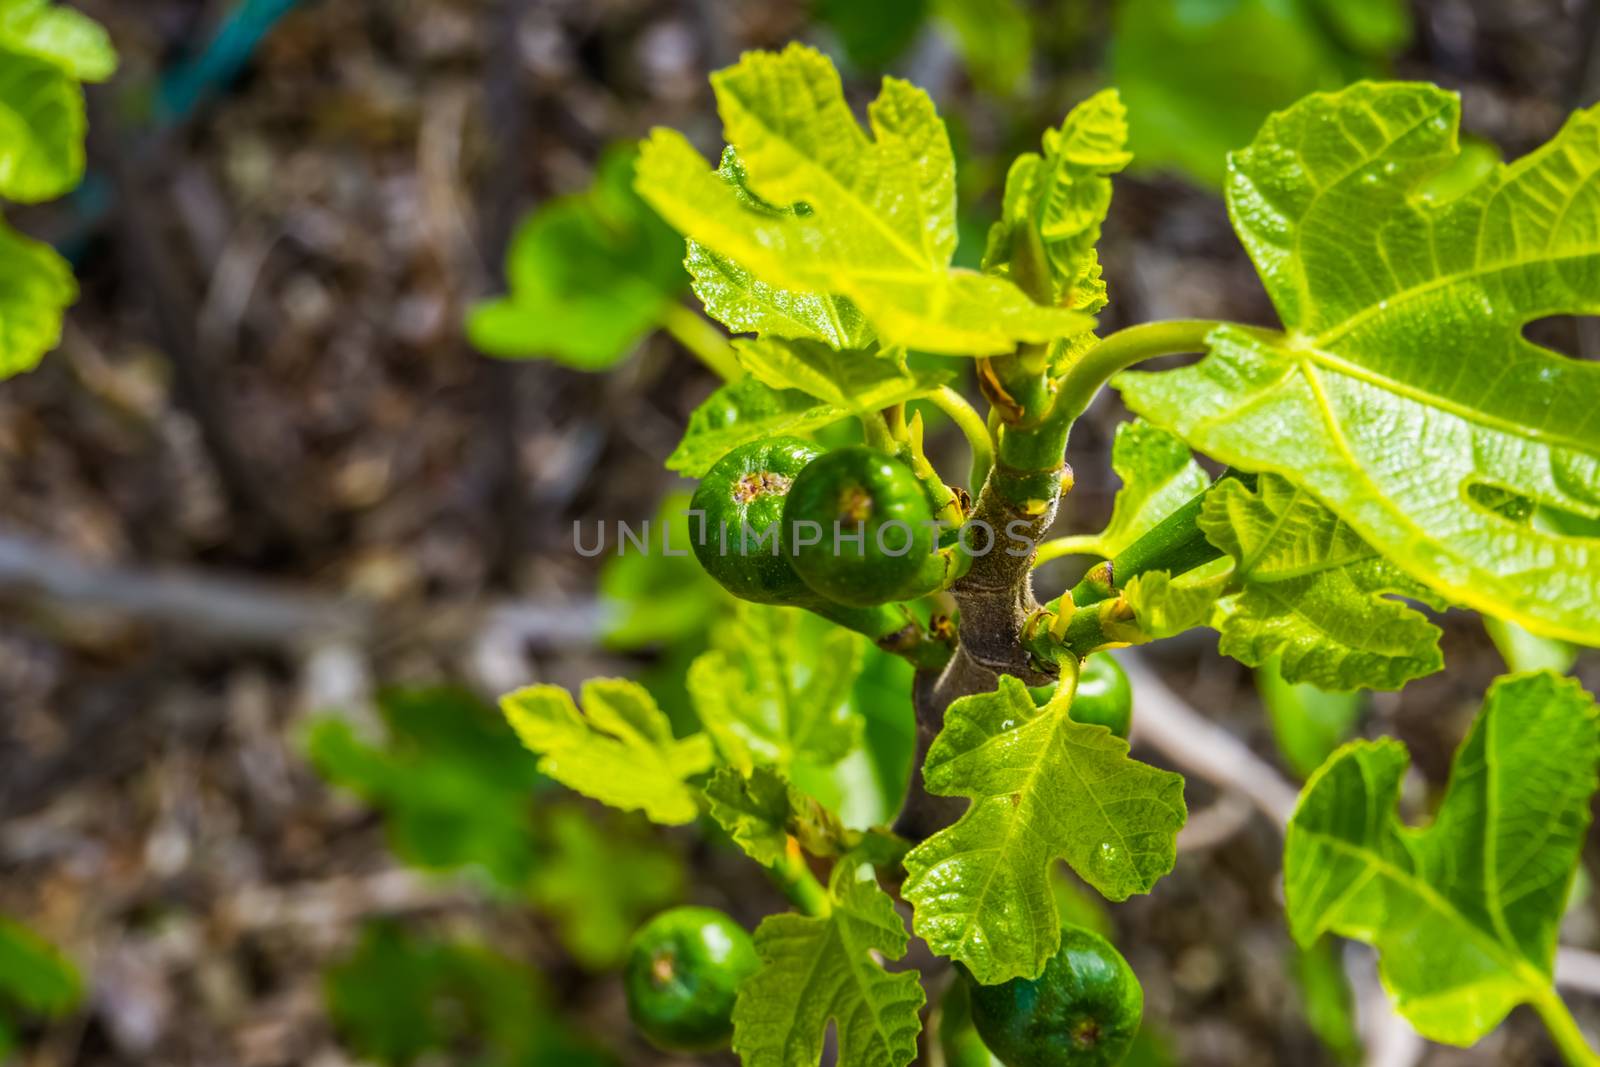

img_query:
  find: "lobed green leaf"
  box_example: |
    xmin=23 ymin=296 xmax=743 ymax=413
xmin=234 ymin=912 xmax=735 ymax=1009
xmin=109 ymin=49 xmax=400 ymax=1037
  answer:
xmin=1119 ymin=83 xmax=1600 ymax=645
xmin=468 ymin=145 xmax=685 ymax=370
xmin=704 ymin=765 xmax=854 ymax=866
xmin=734 ymin=336 xmax=951 ymax=412
xmin=0 ymin=0 xmax=116 ymax=82
xmin=0 ymin=48 xmax=84 ymax=202
xmin=732 ymin=862 xmax=924 ymax=1067
xmin=902 ymin=677 xmax=1186 ymax=984
xmin=635 ymin=44 xmax=1091 ymax=356
xmin=1200 ymin=474 xmax=1444 ymax=690
xmin=666 ymin=375 xmax=842 ymax=477
xmin=984 ymin=88 xmax=1130 ymax=311
xmin=500 ymin=679 xmax=713 ymax=825
xmin=1284 ymin=671 xmax=1600 ymax=1044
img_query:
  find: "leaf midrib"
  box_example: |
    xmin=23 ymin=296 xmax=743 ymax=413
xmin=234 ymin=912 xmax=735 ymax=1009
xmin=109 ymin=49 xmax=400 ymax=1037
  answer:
xmin=832 ymin=909 xmax=909 ymax=1062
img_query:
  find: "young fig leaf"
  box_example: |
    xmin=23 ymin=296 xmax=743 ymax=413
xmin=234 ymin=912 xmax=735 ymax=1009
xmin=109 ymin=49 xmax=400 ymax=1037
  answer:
xmin=902 ymin=676 xmax=1186 ymax=985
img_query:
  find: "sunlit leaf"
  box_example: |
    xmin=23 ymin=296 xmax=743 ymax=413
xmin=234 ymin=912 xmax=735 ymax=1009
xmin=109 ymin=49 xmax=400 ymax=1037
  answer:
xmin=685 ymin=147 xmax=874 ymax=349
xmin=732 ymin=861 xmax=924 ymax=1067
xmin=1119 ymin=83 xmax=1600 ymax=645
xmin=0 ymin=48 xmax=84 ymax=201
xmin=0 ymin=0 xmax=115 ymax=82
xmin=1199 ymin=474 xmax=1443 ymax=690
xmin=636 ymin=44 xmax=1092 ymax=356
xmin=984 ymin=88 xmax=1130 ymax=311
xmin=902 ymin=677 xmax=1186 ymax=984
xmin=501 ymin=678 xmax=713 ymax=824
xmin=0 ymin=217 xmax=72 ymax=378
xmin=704 ymin=765 xmax=854 ymax=865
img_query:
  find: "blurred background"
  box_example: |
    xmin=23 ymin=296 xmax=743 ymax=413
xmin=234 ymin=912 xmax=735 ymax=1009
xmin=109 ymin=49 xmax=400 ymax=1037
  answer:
xmin=0 ymin=1 xmax=1597 ymax=1064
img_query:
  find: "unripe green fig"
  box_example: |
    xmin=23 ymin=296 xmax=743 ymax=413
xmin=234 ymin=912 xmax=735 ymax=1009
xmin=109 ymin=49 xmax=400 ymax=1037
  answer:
xmin=623 ymin=906 xmax=758 ymax=1052
xmin=1030 ymin=655 xmax=1133 ymax=739
xmin=1072 ymin=654 xmax=1133 ymax=739
xmin=967 ymin=925 xmax=1143 ymax=1067
xmin=689 ymin=437 xmax=821 ymax=605
xmin=783 ymin=445 xmax=942 ymax=607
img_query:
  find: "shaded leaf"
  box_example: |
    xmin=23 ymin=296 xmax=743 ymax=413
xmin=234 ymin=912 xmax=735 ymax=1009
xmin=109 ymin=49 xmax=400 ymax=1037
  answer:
xmin=930 ymin=0 xmax=1031 ymax=95
xmin=734 ymin=336 xmax=951 ymax=412
xmin=666 ymin=375 xmax=842 ymax=477
xmin=599 ymin=490 xmax=728 ymax=650
xmin=1109 ymin=0 xmax=1405 ymax=188
xmin=689 ymin=602 xmax=862 ymax=772
xmin=1284 ymin=671 xmax=1600 ymax=1044
xmin=1071 ymin=421 xmax=1208 ymax=560
xmin=526 ymin=807 xmax=683 ymax=970
xmin=468 ymin=145 xmax=685 ymax=370
xmin=326 ymin=921 xmax=615 ymax=1067
xmin=1257 ymin=659 xmax=1365 ymax=780
xmin=0 ymin=915 xmax=79 ymax=1017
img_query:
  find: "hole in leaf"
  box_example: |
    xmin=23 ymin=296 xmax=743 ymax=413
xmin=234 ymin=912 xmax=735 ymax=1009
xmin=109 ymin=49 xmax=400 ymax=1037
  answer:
xmin=1466 ymin=483 xmax=1534 ymax=524
xmin=1522 ymin=315 xmax=1600 ymax=362
xmin=1466 ymin=481 xmax=1600 ymax=537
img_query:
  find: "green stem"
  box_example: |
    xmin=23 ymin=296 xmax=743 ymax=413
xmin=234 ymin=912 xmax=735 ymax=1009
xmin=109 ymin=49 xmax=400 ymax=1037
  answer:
xmin=1532 ymin=988 xmax=1600 ymax=1067
xmin=1024 ymin=597 xmax=1145 ymax=665
xmin=809 ymin=599 xmax=955 ymax=671
xmin=1069 ymin=470 xmax=1256 ymax=607
xmin=928 ymin=385 xmax=995 ymax=494
xmin=769 ymin=839 xmax=831 ymax=917
xmin=1045 ymin=319 xmax=1226 ymax=433
xmin=1041 ymin=654 xmax=1081 ymax=713
xmin=659 ymin=303 xmax=743 ymax=381
xmin=1032 ymin=534 xmax=1101 ymax=568
xmin=862 ymin=410 xmax=897 ymax=451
